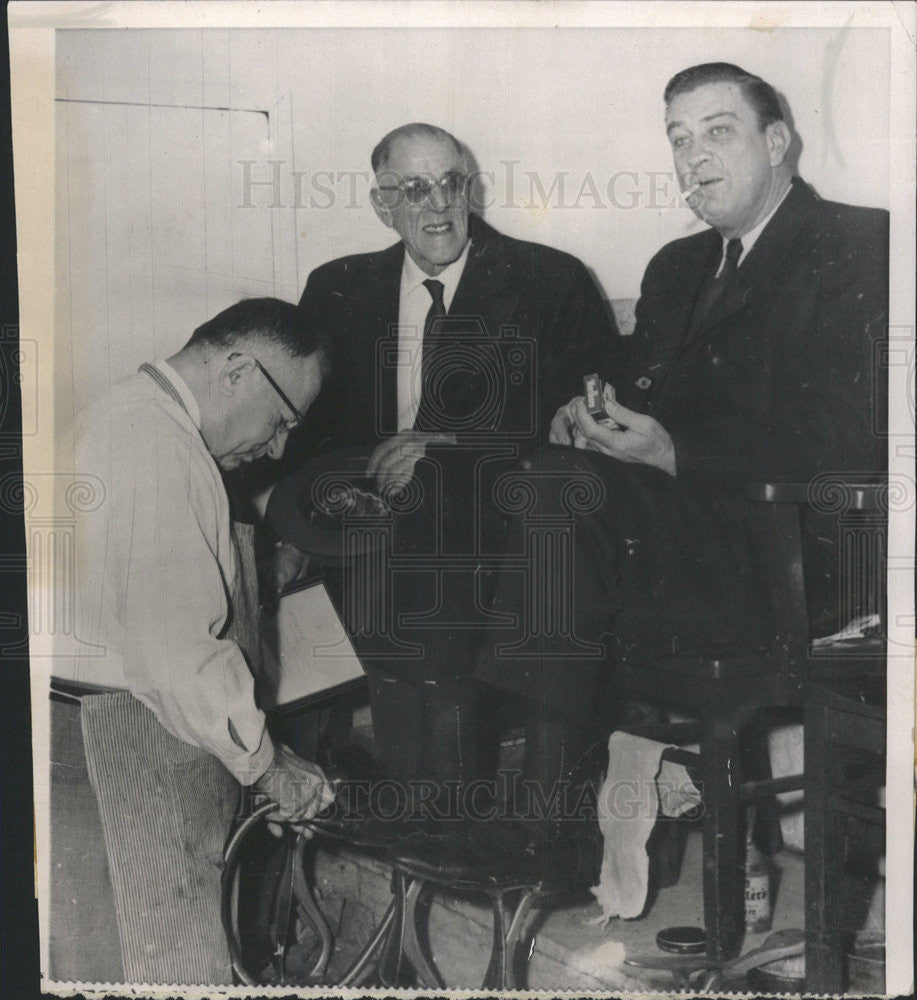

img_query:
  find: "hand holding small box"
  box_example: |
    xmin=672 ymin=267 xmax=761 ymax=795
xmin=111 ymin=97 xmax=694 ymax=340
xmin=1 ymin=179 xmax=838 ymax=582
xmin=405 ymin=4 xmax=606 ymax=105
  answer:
xmin=582 ymin=373 xmax=621 ymax=429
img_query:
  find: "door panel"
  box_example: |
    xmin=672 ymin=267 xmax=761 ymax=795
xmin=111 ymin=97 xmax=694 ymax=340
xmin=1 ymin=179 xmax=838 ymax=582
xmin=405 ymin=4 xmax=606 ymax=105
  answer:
xmin=57 ymin=100 xmax=277 ymax=424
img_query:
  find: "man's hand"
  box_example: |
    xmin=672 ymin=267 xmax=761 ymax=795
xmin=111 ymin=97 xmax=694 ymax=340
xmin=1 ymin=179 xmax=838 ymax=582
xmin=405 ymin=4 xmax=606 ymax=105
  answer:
xmin=365 ymin=430 xmax=457 ymax=492
xmin=571 ymin=396 xmax=676 ymax=476
xmin=551 ymin=395 xmax=676 ymax=477
xmin=253 ymin=742 xmax=337 ymax=838
xmin=549 ymin=397 xmax=582 ymax=447
xmin=550 ymin=395 xmax=613 ymax=450
xmin=271 ymin=542 xmax=310 ymax=595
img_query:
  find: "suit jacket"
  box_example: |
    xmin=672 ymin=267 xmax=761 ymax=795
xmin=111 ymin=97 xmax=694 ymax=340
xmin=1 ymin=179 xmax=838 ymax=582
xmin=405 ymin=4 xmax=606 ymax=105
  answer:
xmin=617 ymin=177 xmax=889 ymax=487
xmin=288 ymin=213 xmax=621 ymax=467
xmin=615 ymin=178 xmax=889 ymax=632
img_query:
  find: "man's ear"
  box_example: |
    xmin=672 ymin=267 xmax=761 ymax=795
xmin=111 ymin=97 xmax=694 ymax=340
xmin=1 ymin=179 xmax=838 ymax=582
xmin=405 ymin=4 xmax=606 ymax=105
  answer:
xmin=219 ymin=353 xmax=253 ymax=398
xmin=370 ymin=187 xmax=395 ymax=229
xmin=766 ymin=120 xmax=791 ymax=167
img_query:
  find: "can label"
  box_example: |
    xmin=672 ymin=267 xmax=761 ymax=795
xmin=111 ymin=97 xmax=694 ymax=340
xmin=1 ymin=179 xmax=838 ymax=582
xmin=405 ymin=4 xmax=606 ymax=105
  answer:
xmin=745 ymin=869 xmax=772 ymax=933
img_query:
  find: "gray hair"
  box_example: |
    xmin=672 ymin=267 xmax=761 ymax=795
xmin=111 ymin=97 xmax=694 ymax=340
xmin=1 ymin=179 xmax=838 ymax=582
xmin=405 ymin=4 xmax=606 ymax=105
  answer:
xmin=371 ymin=122 xmax=465 ymax=173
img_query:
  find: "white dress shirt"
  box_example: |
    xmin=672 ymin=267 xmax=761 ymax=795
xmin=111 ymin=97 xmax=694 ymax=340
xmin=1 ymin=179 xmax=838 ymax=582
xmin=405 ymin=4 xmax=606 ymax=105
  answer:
xmin=716 ymin=182 xmax=792 ymax=275
xmin=395 ymin=243 xmax=471 ymax=431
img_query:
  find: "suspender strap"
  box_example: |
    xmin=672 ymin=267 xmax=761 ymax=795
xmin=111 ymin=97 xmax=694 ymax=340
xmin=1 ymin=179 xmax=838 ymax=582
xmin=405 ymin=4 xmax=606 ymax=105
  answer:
xmin=138 ymin=362 xmax=190 ymax=417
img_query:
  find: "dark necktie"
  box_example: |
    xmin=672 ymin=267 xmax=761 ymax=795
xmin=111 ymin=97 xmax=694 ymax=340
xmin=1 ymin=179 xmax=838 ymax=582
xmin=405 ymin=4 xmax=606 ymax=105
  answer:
xmin=415 ymin=279 xmax=446 ymax=429
xmin=696 ymin=237 xmax=743 ymax=322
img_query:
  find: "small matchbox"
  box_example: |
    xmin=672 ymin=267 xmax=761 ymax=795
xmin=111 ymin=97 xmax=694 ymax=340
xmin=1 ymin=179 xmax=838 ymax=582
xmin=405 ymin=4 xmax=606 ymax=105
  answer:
xmin=582 ymin=373 xmax=621 ymax=429
xmin=583 ymin=373 xmax=605 ymax=418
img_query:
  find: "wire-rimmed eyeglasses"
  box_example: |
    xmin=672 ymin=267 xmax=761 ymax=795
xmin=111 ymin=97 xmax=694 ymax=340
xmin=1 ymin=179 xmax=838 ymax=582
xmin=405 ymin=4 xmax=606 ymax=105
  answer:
xmin=229 ymin=352 xmax=303 ymax=430
xmin=376 ymin=171 xmax=469 ymax=206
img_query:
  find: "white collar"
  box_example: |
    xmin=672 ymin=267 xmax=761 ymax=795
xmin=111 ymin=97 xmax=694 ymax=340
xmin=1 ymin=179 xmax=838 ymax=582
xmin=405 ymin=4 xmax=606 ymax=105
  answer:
xmin=154 ymin=359 xmax=201 ymax=429
xmin=400 ymin=239 xmax=471 ymax=303
xmin=728 ymin=182 xmax=792 ymax=264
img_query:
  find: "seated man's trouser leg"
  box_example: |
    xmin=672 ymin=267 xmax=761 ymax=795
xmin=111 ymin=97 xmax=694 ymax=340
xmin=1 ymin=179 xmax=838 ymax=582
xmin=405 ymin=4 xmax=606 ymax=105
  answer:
xmin=367 ymin=571 xmax=488 ymax=786
xmin=344 ymin=448 xmax=515 ymax=786
xmin=474 ymin=446 xmax=770 ymax=714
xmin=81 ymin=692 xmax=240 ymax=985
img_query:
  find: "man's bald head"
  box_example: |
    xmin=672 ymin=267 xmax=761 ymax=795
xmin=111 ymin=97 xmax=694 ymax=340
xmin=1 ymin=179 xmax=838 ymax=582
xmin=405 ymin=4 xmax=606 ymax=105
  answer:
xmin=173 ymin=298 xmax=326 ymax=470
xmin=371 ymin=123 xmax=466 ymax=173
xmin=369 ymin=123 xmax=472 ymax=276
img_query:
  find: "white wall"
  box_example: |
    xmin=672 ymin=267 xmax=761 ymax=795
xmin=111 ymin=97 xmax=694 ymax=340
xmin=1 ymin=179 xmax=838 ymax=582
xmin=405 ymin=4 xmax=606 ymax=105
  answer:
xmin=57 ymin=25 xmax=889 ymax=303
xmin=282 ymin=26 xmax=890 ymax=299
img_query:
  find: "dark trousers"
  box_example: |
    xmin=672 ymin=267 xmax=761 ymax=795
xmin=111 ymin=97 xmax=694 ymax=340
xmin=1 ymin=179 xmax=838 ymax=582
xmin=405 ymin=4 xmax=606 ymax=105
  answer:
xmin=331 ymin=446 xmax=520 ymax=785
xmin=474 ymin=446 xmax=770 ymax=712
xmin=340 ymin=444 xmax=768 ymax=789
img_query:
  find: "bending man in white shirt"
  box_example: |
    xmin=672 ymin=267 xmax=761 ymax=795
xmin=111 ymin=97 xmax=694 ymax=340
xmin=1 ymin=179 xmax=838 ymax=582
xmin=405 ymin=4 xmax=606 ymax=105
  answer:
xmin=60 ymin=297 xmax=335 ymax=985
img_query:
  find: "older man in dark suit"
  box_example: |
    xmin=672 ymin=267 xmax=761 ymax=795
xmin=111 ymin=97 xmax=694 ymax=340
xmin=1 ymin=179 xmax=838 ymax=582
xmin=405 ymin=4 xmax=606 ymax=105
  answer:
xmin=286 ymin=123 xmax=620 ymax=795
xmin=475 ymin=63 xmax=888 ymax=840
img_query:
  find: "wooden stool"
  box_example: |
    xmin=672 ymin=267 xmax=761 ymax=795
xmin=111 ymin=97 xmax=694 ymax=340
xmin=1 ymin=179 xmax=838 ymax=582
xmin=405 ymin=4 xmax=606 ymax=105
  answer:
xmin=221 ymin=802 xmax=549 ymax=989
xmin=377 ymin=858 xmax=545 ymax=990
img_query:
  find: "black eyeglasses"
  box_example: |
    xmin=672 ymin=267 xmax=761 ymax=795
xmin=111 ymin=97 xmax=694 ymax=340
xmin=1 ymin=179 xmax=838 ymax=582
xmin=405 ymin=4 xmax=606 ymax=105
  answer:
xmin=376 ymin=171 xmax=469 ymax=206
xmin=229 ymin=352 xmax=303 ymax=430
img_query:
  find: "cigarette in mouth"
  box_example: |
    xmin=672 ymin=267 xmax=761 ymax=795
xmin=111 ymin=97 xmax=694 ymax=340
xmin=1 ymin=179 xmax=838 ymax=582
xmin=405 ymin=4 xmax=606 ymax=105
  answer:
xmin=681 ymin=183 xmax=700 ymax=199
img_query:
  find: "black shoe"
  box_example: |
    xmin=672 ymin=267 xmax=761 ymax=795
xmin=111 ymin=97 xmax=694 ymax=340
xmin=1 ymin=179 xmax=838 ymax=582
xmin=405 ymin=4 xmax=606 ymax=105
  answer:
xmin=307 ymin=776 xmax=409 ymax=849
xmin=389 ymin=819 xmax=544 ymax=889
xmin=389 ymin=815 xmax=603 ymax=894
xmin=308 ymin=776 xmax=477 ymax=849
